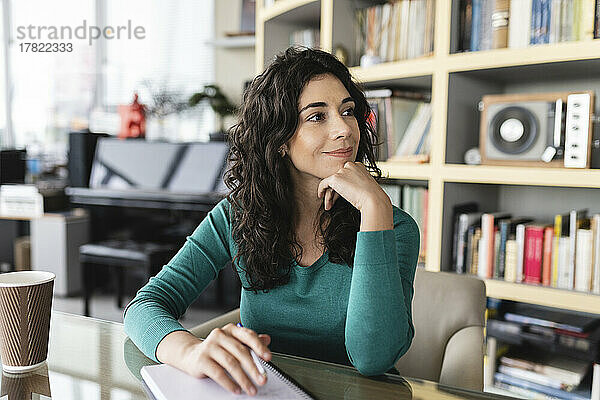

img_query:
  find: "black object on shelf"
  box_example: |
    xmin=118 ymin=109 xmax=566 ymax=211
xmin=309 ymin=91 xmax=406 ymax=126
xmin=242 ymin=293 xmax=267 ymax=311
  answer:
xmin=504 ymin=303 xmax=600 ymax=334
xmin=0 ymin=149 xmax=26 ymax=184
xmin=68 ymin=130 xmax=109 ymax=188
xmin=487 ymin=318 xmax=600 ymax=363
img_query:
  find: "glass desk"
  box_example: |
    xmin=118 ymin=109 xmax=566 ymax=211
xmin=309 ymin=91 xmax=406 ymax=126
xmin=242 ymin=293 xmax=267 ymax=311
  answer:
xmin=0 ymin=312 xmax=518 ymax=400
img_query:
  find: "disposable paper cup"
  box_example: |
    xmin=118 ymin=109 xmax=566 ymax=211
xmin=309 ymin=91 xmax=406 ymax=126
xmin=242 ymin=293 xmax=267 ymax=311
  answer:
xmin=0 ymin=271 xmax=55 ymax=373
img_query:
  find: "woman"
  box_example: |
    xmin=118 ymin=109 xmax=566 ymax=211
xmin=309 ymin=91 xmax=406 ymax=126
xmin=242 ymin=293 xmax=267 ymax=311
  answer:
xmin=124 ymin=47 xmax=420 ymax=396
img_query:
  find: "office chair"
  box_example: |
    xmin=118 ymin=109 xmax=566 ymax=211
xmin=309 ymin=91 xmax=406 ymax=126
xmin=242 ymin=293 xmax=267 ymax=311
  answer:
xmin=189 ymin=269 xmax=486 ymax=392
xmin=394 ymin=269 xmax=486 ymax=391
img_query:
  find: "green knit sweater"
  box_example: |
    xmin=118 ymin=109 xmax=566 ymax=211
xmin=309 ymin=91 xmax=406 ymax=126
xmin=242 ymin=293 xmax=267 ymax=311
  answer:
xmin=123 ymin=198 xmax=419 ymax=375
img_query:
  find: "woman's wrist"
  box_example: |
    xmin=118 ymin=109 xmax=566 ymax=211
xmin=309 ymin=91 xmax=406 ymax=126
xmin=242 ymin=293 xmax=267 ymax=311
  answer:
xmin=156 ymin=330 xmax=201 ymax=365
xmin=359 ymin=196 xmax=393 ymax=232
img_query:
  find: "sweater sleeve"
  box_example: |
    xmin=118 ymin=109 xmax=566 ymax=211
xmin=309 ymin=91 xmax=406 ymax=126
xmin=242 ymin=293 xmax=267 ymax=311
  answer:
xmin=345 ymin=206 xmax=420 ymax=375
xmin=123 ymin=198 xmax=233 ymax=362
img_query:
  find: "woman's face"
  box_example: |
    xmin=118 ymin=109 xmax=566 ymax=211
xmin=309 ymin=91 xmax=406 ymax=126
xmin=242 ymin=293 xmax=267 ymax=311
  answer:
xmin=286 ymin=73 xmax=360 ymax=182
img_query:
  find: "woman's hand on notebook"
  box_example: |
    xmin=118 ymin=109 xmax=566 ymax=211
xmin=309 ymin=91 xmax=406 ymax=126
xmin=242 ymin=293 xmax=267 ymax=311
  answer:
xmin=159 ymin=324 xmax=272 ymax=396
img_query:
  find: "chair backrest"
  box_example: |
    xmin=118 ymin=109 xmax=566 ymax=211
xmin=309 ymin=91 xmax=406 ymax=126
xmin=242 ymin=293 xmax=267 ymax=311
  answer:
xmin=394 ymin=269 xmax=486 ymax=391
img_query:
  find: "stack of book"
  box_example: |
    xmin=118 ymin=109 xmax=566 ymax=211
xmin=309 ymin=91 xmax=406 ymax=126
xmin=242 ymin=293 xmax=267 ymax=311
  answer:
xmin=355 ymin=0 xmax=435 ymax=65
xmin=458 ymin=0 xmax=600 ymax=52
xmin=289 ymin=28 xmax=320 ymax=48
xmin=451 ymin=204 xmax=600 ymax=294
xmin=487 ymin=302 xmax=600 ymax=399
xmin=381 ymin=183 xmax=428 ymax=265
xmin=365 ymin=88 xmax=431 ymax=162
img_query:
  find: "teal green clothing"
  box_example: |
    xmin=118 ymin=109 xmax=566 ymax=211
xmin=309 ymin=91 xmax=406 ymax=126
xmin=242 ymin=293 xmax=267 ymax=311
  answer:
xmin=123 ymin=198 xmax=419 ymax=375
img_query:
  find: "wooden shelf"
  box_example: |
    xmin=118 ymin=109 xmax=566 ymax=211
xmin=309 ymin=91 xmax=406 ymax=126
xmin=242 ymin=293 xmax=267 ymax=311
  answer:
xmin=442 ymin=164 xmax=600 ymax=188
xmin=446 ymin=40 xmax=600 ymax=72
xmin=378 ymin=161 xmax=432 ymax=181
xmin=485 ymin=279 xmax=600 ymax=315
xmin=208 ymin=36 xmax=256 ymax=48
xmin=261 ymin=0 xmax=320 ymax=22
xmin=349 ymin=56 xmax=435 ymax=84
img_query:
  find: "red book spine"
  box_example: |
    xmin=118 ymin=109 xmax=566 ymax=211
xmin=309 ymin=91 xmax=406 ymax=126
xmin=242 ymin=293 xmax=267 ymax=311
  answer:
xmin=524 ymin=226 xmax=544 ymax=284
xmin=542 ymin=227 xmax=553 ymax=286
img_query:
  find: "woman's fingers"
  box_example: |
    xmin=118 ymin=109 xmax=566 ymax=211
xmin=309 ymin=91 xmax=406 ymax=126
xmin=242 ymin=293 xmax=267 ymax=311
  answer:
xmin=324 ymin=188 xmax=332 ymax=210
xmin=332 ymin=191 xmax=339 ymax=207
xmin=218 ymin=333 xmax=268 ymax=386
xmin=202 ymin=358 xmax=243 ymax=395
xmin=323 ymin=188 xmax=340 ymax=210
xmin=224 ymin=324 xmax=271 ymax=361
xmin=210 ymin=345 xmax=257 ymax=395
xmin=258 ymin=334 xmax=271 ymax=346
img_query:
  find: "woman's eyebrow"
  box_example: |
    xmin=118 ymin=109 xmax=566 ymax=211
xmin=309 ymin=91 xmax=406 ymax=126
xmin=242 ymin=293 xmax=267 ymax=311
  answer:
xmin=299 ymin=97 xmax=355 ymax=114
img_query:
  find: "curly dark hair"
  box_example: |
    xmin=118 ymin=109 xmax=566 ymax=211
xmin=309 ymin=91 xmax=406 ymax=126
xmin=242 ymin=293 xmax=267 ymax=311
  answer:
xmin=224 ymin=47 xmax=382 ymax=292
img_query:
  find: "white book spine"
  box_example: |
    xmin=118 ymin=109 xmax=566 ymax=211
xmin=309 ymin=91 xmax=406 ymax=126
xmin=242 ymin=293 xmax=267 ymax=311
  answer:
xmin=575 ymin=229 xmax=593 ymax=292
xmin=558 ymin=236 xmax=570 ymax=289
xmin=478 ymin=237 xmax=487 ymax=279
xmin=479 ymin=214 xmax=493 ymax=279
xmin=508 ymin=0 xmax=520 ymax=48
xmin=400 ymin=0 xmax=410 ymax=60
xmin=504 ymin=240 xmax=518 ymax=282
xmin=592 ymin=363 xmax=600 ymax=400
xmin=516 ymin=224 xmax=526 ymax=282
xmin=593 ymin=215 xmax=600 ymax=294
xmin=567 ymin=209 xmax=577 ymax=289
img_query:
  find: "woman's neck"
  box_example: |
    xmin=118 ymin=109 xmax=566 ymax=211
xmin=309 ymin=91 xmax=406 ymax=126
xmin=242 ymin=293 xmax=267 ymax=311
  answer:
xmin=290 ymin=171 xmax=323 ymax=241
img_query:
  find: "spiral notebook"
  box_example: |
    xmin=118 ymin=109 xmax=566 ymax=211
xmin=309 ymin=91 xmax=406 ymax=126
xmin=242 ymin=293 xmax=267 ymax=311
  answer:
xmin=140 ymin=359 xmax=313 ymax=400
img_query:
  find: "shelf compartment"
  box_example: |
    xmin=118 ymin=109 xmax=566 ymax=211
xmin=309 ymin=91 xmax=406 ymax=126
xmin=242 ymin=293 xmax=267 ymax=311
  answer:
xmin=443 ymin=164 xmax=600 ymax=188
xmin=447 ymin=40 xmax=600 ymax=73
xmin=350 ymin=57 xmax=435 ymax=87
xmin=484 ymin=279 xmax=600 ymax=315
xmin=378 ymin=161 xmax=432 ymax=181
xmin=261 ymin=0 xmax=320 ymax=22
xmin=208 ymin=36 xmax=256 ymax=48
xmin=445 ymin=60 xmax=600 ymax=165
xmin=263 ymin=1 xmax=321 ymax=69
xmin=441 ymin=182 xmax=600 ymax=274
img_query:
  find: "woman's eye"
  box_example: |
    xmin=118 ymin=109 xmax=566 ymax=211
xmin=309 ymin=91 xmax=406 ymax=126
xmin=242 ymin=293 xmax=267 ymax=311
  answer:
xmin=307 ymin=112 xmax=325 ymax=122
xmin=343 ymin=108 xmax=355 ymax=116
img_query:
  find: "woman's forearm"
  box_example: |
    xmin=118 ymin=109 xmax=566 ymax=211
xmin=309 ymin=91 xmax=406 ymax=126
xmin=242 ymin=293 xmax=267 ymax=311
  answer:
xmin=346 ymin=209 xmax=420 ymax=375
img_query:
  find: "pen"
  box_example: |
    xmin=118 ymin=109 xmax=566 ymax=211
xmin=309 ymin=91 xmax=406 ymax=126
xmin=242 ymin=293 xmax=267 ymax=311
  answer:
xmin=236 ymin=323 xmax=267 ymax=379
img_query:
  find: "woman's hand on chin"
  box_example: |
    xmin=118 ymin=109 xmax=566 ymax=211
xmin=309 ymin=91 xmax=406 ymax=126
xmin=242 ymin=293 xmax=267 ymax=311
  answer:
xmin=317 ymin=162 xmax=391 ymax=212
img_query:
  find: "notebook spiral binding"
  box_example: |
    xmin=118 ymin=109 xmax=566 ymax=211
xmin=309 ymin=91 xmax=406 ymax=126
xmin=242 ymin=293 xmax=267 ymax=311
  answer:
xmin=259 ymin=358 xmax=314 ymax=399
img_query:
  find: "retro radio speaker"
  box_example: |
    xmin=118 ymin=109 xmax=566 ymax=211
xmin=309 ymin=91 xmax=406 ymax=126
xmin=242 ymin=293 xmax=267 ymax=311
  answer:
xmin=480 ymin=91 xmax=595 ymax=168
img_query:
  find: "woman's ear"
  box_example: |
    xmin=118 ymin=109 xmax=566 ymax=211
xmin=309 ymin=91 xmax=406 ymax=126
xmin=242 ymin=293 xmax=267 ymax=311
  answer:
xmin=278 ymin=145 xmax=288 ymax=157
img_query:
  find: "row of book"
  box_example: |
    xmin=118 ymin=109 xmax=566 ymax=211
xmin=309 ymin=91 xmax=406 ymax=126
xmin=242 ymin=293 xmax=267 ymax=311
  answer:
xmin=289 ymin=28 xmax=320 ymax=49
xmin=381 ymin=183 xmax=428 ymax=265
xmin=451 ymin=204 xmax=600 ymax=294
xmin=365 ymin=88 xmax=432 ymax=162
xmin=486 ymin=302 xmax=600 ymax=399
xmin=458 ymin=0 xmax=600 ymax=53
xmin=355 ymin=0 xmax=435 ymax=66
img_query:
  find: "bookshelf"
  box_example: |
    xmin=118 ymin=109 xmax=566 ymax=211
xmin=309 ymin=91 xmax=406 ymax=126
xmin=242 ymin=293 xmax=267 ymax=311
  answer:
xmin=256 ymin=0 xmax=600 ymax=315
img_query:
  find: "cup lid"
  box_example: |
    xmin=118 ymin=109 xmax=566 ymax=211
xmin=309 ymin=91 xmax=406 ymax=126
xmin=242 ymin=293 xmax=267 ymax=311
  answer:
xmin=0 ymin=271 xmax=55 ymax=287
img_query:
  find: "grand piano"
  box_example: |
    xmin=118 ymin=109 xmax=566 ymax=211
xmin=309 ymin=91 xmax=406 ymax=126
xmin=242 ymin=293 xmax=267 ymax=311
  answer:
xmin=66 ymin=137 xmax=239 ymax=311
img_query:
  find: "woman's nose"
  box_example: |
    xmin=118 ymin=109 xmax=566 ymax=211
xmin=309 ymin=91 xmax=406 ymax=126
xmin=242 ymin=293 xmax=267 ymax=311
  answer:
xmin=329 ymin=113 xmax=352 ymax=139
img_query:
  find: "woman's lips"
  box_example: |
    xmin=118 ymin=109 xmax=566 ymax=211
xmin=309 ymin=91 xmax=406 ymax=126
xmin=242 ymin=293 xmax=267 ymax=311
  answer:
xmin=325 ymin=147 xmax=353 ymax=158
